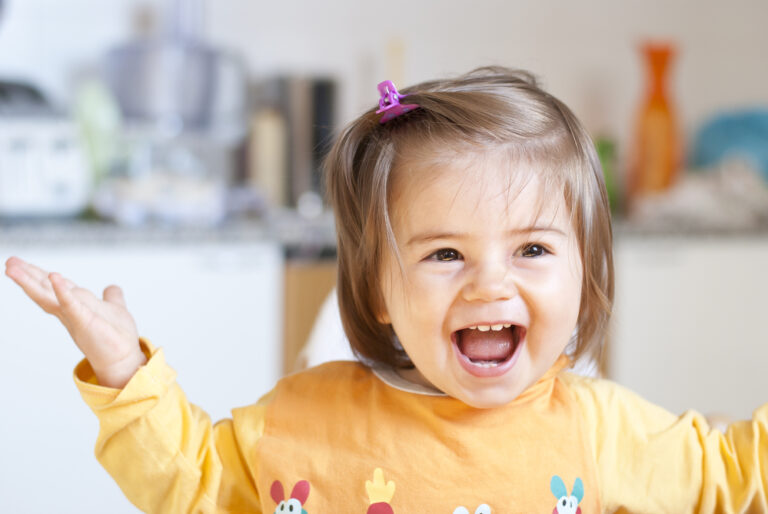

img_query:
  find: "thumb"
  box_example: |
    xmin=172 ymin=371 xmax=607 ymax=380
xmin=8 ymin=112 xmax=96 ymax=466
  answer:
xmin=103 ymin=284 xmax=126 ymax=307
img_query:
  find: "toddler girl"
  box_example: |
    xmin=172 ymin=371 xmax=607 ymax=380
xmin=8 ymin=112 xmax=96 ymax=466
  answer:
xmin=5 ymin=67 xmax=767 ymax=513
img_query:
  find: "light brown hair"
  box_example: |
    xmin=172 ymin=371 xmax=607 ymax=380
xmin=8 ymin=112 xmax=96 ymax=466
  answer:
xmin=324 ymin=66 xmax=614 ymax=369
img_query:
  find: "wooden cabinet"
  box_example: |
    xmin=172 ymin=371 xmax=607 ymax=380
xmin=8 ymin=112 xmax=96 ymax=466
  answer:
xmin=282 ymin=258 xmax=337 ymax=374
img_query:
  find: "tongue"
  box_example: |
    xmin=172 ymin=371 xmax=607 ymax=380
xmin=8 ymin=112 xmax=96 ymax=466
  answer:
xmin=458 ymin=328 xmax=513 ymax=361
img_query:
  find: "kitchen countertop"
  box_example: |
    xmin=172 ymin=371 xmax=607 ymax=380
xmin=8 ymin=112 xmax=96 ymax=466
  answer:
xmin=612 ymin=219 xmax=768 ymax=239
xmin=0 ymin=209 xmax=338 ymax=258
xmin=1 ymin=211 xmax=766 ymax=253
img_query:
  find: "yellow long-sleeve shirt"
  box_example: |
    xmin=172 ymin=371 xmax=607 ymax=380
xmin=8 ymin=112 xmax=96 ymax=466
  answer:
xmin=74 ymin=341 xmax=768 ymax=513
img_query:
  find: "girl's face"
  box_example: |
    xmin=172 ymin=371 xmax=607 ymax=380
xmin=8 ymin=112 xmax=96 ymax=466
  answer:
xmin=378 ymin=152 xmax=583 ymax=408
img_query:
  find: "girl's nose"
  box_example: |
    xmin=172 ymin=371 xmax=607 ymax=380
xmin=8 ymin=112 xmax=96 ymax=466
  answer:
xmin=461 ymin=259 xmax=517 ymax=303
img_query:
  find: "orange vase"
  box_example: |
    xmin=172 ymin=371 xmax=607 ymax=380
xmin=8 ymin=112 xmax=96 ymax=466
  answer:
xmin=629 ymin=43 xmax=681 ymax=199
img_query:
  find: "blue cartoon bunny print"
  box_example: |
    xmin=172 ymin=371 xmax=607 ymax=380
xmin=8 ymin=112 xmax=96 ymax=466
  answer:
xmin=550 ymin=475 xmax=583 ymax=514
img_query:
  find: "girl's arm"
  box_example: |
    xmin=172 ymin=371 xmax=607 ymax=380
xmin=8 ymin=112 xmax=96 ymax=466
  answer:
xmin=566 ymin=373 xmax=768 ymax=513
xmin=75 ymin=341 xmax=266 ymax=513
xmin=5 ymin=257 xmax=265 ymax=512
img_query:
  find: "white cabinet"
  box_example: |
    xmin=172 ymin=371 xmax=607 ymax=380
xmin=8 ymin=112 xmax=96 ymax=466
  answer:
xmin=0 ymin=241 xmax=283 ymax=513
xmin=610 ymin=235 xmax=768 ymax=421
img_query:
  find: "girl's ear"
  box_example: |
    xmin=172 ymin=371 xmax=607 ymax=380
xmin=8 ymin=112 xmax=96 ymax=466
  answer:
xmin=376 ymin=309 xmax=391 ymax=325
xmin=373 ymin=291 xmax=391 ymax=324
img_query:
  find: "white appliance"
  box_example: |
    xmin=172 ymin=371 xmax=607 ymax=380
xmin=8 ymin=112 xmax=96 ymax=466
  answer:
xmin=0 ymin=116 xmax=90 ymax=217
xmin=0 ymin=80 xmax=91 ymax=218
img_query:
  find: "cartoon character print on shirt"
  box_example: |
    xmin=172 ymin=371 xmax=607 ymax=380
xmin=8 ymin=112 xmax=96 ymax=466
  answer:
xmin=363 ymin=468 xmax=492 ymax=513
xmin=365 ymin=468 xmax=395 ymax=514
xmin=453 ymin=504 xmax=491 ymax=514
xmin=550 ymin=475 xmax=583 ymax=514
xmin=271 ymin=479 xmax=310 ymax=514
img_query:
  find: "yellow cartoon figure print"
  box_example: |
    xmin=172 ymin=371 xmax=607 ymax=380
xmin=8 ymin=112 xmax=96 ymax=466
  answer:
xmin=366 ymin=468 xmax=396 ymax=514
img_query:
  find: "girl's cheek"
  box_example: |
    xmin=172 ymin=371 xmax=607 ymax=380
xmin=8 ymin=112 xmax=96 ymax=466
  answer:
xmin=510 ymin=264 xmax=554 ymax=289
xmin=408 ymin=275 xmax=453 ymax=297
xmin=410 ymin=264 xmax=463 ymax=284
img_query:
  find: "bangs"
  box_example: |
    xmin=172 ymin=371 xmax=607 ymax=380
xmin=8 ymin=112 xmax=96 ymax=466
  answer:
xmin=385 ymin=103 xmax=587 ymax=238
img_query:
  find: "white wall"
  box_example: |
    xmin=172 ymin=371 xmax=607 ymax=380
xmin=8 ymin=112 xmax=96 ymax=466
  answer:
xmin=1 ymin=0 xmax=767 ymax=162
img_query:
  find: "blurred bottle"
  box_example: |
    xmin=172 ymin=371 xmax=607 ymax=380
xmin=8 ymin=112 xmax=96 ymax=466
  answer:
xmin=627 ymin=42 xmax=681 ymax=202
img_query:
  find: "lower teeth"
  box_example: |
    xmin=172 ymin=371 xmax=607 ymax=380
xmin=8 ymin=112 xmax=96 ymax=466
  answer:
xmin=471 ymin=360 xmax=502 ymax=367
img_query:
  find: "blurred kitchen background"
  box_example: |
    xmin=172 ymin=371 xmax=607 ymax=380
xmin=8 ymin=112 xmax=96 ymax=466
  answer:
xmin=1 ymin=0 xmax=767 ymax=511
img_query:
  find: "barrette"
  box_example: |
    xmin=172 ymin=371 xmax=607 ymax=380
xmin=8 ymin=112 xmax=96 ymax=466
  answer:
xmin=376 ymin=80 xmax=419 ymax=124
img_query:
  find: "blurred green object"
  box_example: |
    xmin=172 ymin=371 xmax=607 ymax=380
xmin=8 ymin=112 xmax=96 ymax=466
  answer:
xmin=74 ymin=78 xmax=122 ymax=184
xmin=595 ymin=136 xmax=620 ymax=215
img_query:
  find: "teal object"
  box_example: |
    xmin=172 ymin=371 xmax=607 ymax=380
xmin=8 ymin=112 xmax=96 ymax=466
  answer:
xmin=690 ymin=108 xmax=768 ymax=182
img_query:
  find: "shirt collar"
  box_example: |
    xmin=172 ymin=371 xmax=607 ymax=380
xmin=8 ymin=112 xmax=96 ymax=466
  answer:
xmin=371 ymin=354 xmax=571 ymax=399
xmin=371 ymin=365 xmax=447 ymax=396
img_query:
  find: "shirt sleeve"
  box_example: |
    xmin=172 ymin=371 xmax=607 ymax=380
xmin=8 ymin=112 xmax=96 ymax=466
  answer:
xmin=565 ymin=373 xmax=768 ymax=513
xmin=73 ymin=339 xmax=271 ymax=514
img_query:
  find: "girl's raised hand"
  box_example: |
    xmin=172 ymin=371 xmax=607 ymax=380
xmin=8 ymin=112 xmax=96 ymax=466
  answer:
xmin=4 ymin=256 xmax=146 ymax=388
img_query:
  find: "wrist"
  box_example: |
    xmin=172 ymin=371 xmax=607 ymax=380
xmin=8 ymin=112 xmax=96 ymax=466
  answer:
xmin=93 ymin=346 xmax=148 ymax=389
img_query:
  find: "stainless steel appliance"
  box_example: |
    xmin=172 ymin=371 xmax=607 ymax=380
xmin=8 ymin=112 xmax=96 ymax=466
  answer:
xmin=94 ymin=0 xmax=247 ymax=226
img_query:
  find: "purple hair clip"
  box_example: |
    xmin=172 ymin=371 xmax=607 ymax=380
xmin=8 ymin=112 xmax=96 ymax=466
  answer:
xmin=376 ymin=80 xmax=419 ymax=124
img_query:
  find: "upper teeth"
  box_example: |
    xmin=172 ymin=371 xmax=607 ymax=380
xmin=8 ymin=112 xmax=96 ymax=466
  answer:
xmin=469 ymin=324 xmax=512 ymax=331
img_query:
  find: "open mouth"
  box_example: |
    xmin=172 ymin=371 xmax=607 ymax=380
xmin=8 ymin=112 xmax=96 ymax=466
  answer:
xmin=452 ymin=324 xmax=526 ymax=377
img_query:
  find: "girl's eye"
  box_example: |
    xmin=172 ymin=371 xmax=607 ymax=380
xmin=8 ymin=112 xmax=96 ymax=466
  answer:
xmin=520 ymin=243 xmax=548 ymax=258
xmin=430 ymin=248 xmax=462 ymax=261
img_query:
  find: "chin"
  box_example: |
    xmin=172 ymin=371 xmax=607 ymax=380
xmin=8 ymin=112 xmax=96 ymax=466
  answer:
xmin=451 ymin=386 xmax=523 ymax=409
xmin=462 ymin=397 xmax=512 ymax=409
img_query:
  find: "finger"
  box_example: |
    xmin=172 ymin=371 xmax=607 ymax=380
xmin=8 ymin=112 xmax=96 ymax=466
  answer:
xmin=5 ymin=256 xmax=25 ymax=282
xmin=6 ymin=257 xmax=50 ymax=284
xmin=30 ymin=263 xmax=77 ymax=291
xmin=103 ymin=285 xmax=126 ymax=307
xmin=5 ymin=256 xmax=38 ymax=284
xmin=49 ymin=272 xmax=90 ymax=323
xmin=5 ymin=255 xmax=25 ymax=273
xmin=6 ymin=257 xmax=76 ymax=293
xmin=68 ymin=285 xmax=136 ymax=338
xmin=6 ymin=262 xmax=61 ymax=313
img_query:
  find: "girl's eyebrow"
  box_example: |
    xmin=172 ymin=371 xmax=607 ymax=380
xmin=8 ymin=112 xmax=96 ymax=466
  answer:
xmin=406 ymin=226 xmax=567 ymax=246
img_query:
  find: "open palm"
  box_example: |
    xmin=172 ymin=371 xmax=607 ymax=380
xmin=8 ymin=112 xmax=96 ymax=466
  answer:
xmin=5 ymin=256 xmax=145 ymax=388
